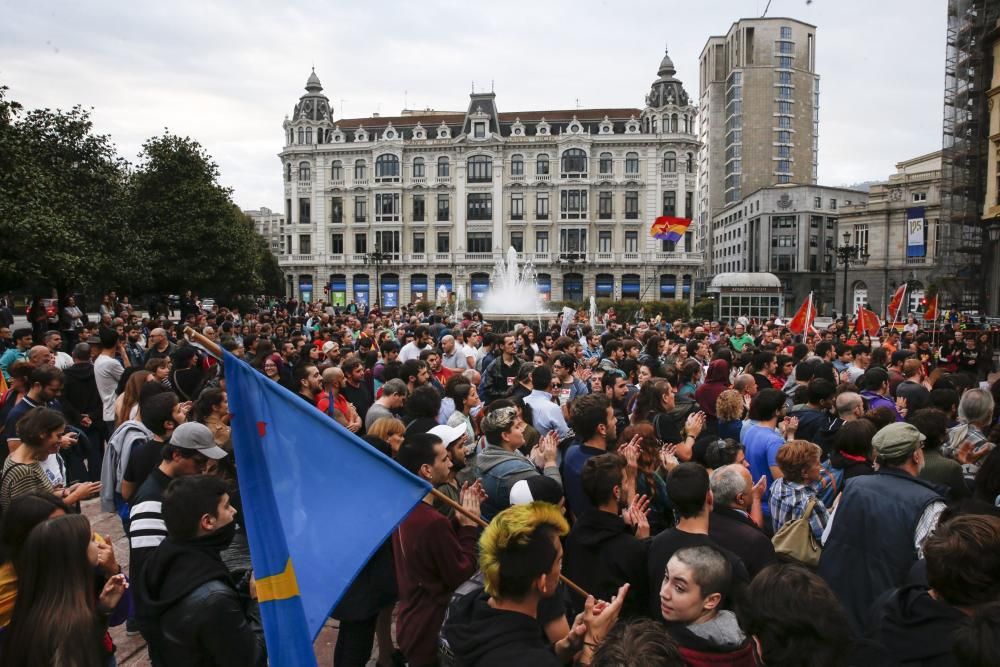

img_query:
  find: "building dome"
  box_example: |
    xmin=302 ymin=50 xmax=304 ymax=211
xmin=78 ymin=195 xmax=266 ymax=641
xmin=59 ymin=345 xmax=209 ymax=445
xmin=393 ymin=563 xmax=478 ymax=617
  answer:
xmin=647 ymin=47 xmax=690 ymax=108
xmin=292 ymin=68 xmax=333 ymax=123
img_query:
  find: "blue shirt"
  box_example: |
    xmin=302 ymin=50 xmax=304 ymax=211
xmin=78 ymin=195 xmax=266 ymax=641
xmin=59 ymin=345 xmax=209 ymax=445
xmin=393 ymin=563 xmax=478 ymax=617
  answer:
xmin=561 ymin=442 xmax=606 ymax=519
xmin=743 ymin=424 xmax=785 ymax=517
xmin=524 ymin=389 xmax=571 ymax=440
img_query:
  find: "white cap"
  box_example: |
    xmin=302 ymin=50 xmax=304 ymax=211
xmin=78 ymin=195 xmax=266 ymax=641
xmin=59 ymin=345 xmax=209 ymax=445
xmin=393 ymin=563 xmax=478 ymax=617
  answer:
xmin=427 ymin=423 xmax=467 ymax=446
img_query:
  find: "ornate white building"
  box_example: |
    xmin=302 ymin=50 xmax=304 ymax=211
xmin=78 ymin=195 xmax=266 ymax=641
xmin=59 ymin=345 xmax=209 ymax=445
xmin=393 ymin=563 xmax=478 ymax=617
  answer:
xmin=278 ymin=51 xmax=703 ymax=307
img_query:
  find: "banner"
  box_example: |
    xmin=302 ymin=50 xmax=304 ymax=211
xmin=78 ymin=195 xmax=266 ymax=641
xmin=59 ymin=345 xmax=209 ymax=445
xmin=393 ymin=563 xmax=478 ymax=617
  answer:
xmin=906 ymin=207 xmax=926 ymax=258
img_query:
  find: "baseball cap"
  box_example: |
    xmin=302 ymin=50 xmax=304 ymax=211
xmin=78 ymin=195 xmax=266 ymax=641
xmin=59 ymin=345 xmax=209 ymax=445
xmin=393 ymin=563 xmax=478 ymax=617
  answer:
xmin=509 ymin=476 xmax=564 ymax=506
xmin=171 ymin=422 xmax=228 ymax=460
xmin=871 ymin=422 xmax=925 ymax=461
xmin=428 ymin=423 xmax=467 ymax=447
xmin=322 ymin=341 xmax=337 ymax=353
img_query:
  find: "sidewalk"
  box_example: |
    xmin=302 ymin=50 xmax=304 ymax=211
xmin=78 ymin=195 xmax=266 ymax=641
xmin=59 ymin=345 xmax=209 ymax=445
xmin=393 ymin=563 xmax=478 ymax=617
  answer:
xmin=82 ymin=500 xmax=346 ymax=665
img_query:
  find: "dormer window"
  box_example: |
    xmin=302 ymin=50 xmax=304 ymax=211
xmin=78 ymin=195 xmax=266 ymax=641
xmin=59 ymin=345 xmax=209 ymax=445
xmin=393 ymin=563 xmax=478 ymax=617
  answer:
xmin=474 ymin=122 xmax=486 ymax=139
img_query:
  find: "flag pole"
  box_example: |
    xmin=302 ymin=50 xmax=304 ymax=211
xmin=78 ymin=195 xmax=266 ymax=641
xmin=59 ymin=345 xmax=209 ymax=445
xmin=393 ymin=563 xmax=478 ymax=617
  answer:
xmin=184 ymin=328 xmax=593 ymax=600
xmin=185 ymin=327 xmax=223 ymax=358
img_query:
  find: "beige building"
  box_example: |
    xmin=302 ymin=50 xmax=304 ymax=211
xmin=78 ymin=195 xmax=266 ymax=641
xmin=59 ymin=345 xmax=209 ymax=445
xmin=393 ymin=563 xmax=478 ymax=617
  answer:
xmin=244 ymin=206 xmax=285 ymax=256
xmin=277 ymin=57 xmax=704 ymax=307
xmin=836 ymin=152 xmax=942 ymax=318
xmin=984 ymin=17 xmax=1000 ymax=315
xmin=697 ymin=18 xmax=819 ymax=271
xmin=712 ymin=184 xmax=866 ymax=316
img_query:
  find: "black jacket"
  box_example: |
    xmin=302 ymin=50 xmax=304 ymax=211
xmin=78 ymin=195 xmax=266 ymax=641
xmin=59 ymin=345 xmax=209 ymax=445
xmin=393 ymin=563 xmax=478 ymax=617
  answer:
xmin=862 ymin=585 xmax=965 ymax=666
xmin=562 ymin=509 xmax=649 ymax=619
xmin=708 ymin=507 xmax=776 ymax=578
xmin=61 ymin=362 xmax=103 ymax=427
xmin=441 ymin=589 xmax=559 ymax=667
xmin=137 ymin=533 xmax=266 ymax=667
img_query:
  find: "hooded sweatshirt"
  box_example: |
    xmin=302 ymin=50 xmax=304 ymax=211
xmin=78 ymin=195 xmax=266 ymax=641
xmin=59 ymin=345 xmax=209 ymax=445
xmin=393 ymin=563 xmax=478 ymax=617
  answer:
xmin=694 ymin=360 xmax=730 ymax=417
xmin=440 ymin=590 xmax=559 ymax=667
xmin=666 ymin=611 xmax=756 ymax=667
xmin=137 ymin=530 xmax=265 ymax=667
xmin=60 ymin=362 xmax=103 ymax=427
xmin=475 ymin=445 xmax=561 ymax=520
xmin=99 ymin=419 xmax=153 ymax=514
xmin=562 ymin=509 xmax=649 ymax=619
xmin=864 ymin=585 xmax=965 ymax=667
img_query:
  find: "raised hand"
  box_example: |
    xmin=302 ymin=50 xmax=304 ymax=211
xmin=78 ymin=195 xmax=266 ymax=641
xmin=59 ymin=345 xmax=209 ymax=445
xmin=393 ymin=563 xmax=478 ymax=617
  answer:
xmin=752 ymin=475 xmax=767 ymax=501
xmin=95 ymin=535 xmax=120 ymax=577
xmin=685 ymin=411 xmax=706 ymax=438
xmin=456 ymin=482 xmax=482 ymax=527
xmin=659 ymin=443 xmax=679 ymax=472
xmin=98 ymin=573 xmax=129 ymax=613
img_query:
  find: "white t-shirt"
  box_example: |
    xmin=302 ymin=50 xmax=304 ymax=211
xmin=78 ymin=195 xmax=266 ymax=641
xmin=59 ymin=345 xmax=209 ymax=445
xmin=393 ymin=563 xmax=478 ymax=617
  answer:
xmin=54 ymin=351 xmax=74 ymax=370
xmin=398 ymin=341 xmax=428 ymax=363
xmin=94 ymin=355 xmax=125 ymax=422
xmin=40 ymin=454 xmax=66 ymax=489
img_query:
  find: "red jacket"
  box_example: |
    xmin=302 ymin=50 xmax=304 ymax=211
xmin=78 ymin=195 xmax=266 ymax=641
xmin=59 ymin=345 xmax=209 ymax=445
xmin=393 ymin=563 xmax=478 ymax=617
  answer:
xmin=392 ymin=502 xmax=478 ymax=665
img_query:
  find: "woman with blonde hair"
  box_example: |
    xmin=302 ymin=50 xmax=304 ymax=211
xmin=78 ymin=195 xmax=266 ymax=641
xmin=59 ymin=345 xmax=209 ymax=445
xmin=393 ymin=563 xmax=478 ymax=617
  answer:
xmin=367 ymin=417 xmax=406 ymax=456
xmin=114 ymin=370 xmax=152 ymax=426
xmin=715 ymin=389 xmax=745 ymax=442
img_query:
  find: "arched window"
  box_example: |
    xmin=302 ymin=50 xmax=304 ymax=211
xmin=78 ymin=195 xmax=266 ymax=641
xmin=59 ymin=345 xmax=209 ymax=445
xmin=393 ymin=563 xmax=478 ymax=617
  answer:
xmin=510 ymin=154 xmax=524 ymax=176
xmin=625 ymin=152 xmax=639 ymax=175
xmin=560 ymin=148 xmax=587 ymax=177
xmin=663 ymin=152 xmax=677 ymax=173
xmin=670 ymin=114 xmax=678 ymax=133
xmin=354 ymin=159 xmax=366 ymax=180
xmin=288 ymin=130 xmax=293 ymax=145
xmin=467 ymin=155 xmax=493 ymax=183
xmin=852 ymin=281 xmax=868 ymax=313
xmin=297 ymin=128 xmax=305 ymax=144
xmin=375 ymin=154 xmax=400 ymax=180
xmin=412 ymin=157 xmax=425 ymax=178
xmin=536 ymin=154 xmax=550 ymax=176
xmin=686 ymin=153 xmax=694 ymax=173
xmin=305 ymin=128 xmax=313 ymax=144
xmin=285 ymin=163 xmax=292 ymax=182
xmin=683 ymin=115 xmax=690 ymax=134
xmin=331 ymin=160 xmax=343 ymax=181
xmin=437 ymin=156 xmax=450 ymax=178
xmin=599 ymin=152 xmax=613 ymax=174
xmin=298 ymin=161 xmax=311 ymax=181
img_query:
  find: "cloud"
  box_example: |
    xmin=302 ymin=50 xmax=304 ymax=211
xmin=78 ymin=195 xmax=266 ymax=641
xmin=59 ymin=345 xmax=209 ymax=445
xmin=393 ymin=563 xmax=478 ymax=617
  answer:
xmin=0 ymin=0 xmax=945 ymax=207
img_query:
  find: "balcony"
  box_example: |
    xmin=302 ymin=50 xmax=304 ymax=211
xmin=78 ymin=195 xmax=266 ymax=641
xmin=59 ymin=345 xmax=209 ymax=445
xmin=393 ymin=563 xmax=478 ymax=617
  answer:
xmin=460 ymin=252 xmax=495 ymax=264
xmin=509 ymin=173 xmax=526 ymax=183
xmin=436 ymin=176 xmax=452 ymax=185
xmin=408 ymin=253 xmax=426 ymax=263
xmin=528 ymin=252 xmax=552 ymax=265
xmin=534 ymin=174 xmax=552 ymax=183
xmin=353 ymin=178 xmax=369 ymax=187
xmin=622 ymin=252 xmax=642 ymax=264
xmin=330 ymin=179 xmax=345 ymax=187
xmin=595 ymin=252 xmax=614 ymax=264
xmin=905 ymin=257 xmax=927 ymax=265
xmin=433 ymin=252 xmax=451 ymax=262
xmin=410 ymin=177 xmax=427 ymax=185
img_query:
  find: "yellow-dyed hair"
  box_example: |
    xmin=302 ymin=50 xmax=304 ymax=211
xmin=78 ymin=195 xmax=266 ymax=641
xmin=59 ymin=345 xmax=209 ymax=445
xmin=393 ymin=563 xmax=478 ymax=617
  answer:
xmin=479 ymin=501 xmax=569 ymax=598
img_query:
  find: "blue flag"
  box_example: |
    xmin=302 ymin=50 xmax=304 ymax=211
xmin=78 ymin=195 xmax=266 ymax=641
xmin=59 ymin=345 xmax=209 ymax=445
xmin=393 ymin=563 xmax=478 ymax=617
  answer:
xmin=223 ymin=350 xmax=431 ymax=666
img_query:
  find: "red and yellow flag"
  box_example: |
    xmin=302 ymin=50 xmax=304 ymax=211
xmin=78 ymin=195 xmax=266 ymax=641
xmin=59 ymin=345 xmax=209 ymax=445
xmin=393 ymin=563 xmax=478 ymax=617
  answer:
xmin=887 ymin=284 xmax=907 ymax=323
xmin=854 ymin=306 xmax=881 ymax=337
xmin=923 ymin=295 xmax=938 ymax=322
xmin=787 ymin=293 xmax=816 ymax=334
xmin=650 ymin=216 xmax=692 ymax=243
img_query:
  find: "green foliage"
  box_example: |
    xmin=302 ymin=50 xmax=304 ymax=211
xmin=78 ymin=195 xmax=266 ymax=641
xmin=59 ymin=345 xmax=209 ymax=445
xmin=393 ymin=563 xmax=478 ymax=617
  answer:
xmin=692 ymin=297 xmax=717 ymax=321
xmin=0 ymin=86 xmax=280 ymax=303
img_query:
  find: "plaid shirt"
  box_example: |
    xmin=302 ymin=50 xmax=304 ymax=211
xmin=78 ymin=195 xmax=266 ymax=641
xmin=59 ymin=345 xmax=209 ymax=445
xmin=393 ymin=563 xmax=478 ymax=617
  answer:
xmin=769 ymin=478 xmax=829 ymax=542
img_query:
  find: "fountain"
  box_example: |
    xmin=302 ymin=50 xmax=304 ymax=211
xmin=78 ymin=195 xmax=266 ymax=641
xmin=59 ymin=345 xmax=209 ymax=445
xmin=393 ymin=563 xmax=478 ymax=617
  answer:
xmin=479 ymin=247 xmax=550 ymax=331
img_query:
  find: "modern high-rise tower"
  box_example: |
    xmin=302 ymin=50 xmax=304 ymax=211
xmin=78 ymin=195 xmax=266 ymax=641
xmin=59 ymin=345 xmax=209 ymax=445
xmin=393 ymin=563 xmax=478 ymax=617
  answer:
xmin=697 ymin=18 xmax=819 ymax=270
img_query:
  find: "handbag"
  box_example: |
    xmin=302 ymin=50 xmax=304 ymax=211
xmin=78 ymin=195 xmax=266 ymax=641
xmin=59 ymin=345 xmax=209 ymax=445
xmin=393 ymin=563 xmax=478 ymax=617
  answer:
xmin=772 ymin=496 xmax=821 ymax=567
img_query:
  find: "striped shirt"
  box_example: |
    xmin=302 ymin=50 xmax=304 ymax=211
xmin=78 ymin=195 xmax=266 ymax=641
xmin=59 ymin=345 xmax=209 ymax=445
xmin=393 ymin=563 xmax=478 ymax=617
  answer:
xmin=128 ymin=468 xmax=172 ymax=605
xmin=0 ymin=459 xmax=54 ymax=511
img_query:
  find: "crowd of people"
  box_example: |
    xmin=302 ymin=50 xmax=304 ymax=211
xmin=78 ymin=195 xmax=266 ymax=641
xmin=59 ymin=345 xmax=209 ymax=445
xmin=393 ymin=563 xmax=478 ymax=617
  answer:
xmin=0 ymin=290 xmax=999 ymax=666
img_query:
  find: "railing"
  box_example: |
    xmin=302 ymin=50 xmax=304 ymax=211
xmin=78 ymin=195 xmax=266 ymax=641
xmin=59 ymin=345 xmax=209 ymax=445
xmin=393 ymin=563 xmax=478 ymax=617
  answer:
xmin=329 ymin=254 xmax=344 ymax=264
xmin=291 ymin=254 xmax=314 ymax=262
xmin=622 ymin=252 xmax=642 ymax=263
xmin=509 ymin=173 xmax=526 ymax=182
xmin=433 ymin=253 xmax=451 ymax=262
xmin=528 ymin=252 xmax=552 ymax=264
xmin=595 ymin=252 xmax=614 ymax=264
xmin=408 ymin=253 xmax=426 ymax=262
xmin=436 ymin=176 xmax=452 ymax=185
xmin=905 ymin=257 xmax=927 ymax=265
xmin=410 ymin=177 xmax=427 ymax=185
xmin=534 ymin=174 xmax=552 ymax=182
xmin=330 ymin=179 xmax=345 ymax=187
xmin=460 ymin=252 xmax=496 ymax=263
xmin=278 ymin=250 xmax=707 ymax=267
xmin=353 ymin=178 xmax=369 ymax=186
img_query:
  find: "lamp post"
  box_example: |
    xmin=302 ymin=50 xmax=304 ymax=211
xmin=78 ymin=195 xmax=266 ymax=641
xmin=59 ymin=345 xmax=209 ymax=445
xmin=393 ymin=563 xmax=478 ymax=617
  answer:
xmin=556 ymin=251 xmax=586 ymax=303
xmin=836 ymin=230 xmax=869 ymax=322
xmin=363 ymin=243 xmax=391 ymax=307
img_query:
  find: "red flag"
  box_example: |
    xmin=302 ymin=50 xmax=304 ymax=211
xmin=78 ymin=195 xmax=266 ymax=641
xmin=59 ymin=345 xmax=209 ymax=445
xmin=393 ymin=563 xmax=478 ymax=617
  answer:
xmin=854 ymin=306 xmax=880 ymax=337
xmin=887 ymin=284 xmax=907 ymax=323
xmin=924 ymin=295 xmax=938 ymax=322
xmin=787 ymin=293 xmax=816 ymax=334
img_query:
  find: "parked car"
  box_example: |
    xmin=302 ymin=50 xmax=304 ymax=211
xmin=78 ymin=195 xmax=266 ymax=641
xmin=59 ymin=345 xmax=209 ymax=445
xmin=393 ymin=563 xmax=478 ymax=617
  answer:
xmin=201 ymin=297 xmax=216 ymax=311
xmin=26 ymin=298 xmax=59 ymax=323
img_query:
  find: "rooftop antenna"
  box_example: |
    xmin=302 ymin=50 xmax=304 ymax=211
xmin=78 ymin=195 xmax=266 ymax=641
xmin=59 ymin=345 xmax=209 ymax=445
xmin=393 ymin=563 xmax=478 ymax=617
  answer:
xmin=491 ymin=79 xmax=494 ymax=93
xmin=471 ymin=81 xmax=475 ymax=94
xmin=404 ymin=89 xmax=408 ymax=109
xmin=575 ymin=98 xmax=580 ymax=109
xmin=762 ymin=0 xmax=772 ymax=16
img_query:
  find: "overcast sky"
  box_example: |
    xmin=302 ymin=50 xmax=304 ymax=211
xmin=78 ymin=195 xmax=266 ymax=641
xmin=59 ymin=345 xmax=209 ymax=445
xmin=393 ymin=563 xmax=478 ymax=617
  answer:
xmin=1 ymin=0 xmax=946 ymax=210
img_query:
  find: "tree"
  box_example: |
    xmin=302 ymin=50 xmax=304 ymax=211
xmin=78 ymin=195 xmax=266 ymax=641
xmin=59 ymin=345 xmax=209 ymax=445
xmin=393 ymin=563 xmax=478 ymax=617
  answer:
xmin=127 ymin=133 xmax=271 ymax=299
xmin=0 ymin=86 xmax=131 ymax=305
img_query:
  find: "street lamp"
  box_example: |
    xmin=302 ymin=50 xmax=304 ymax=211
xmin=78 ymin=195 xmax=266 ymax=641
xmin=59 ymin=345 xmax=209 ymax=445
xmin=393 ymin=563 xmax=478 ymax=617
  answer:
xmin=836 ymin=230 xmax=869 ymax=321
xmin=363 ymin=243 xmax=391 ymax=307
